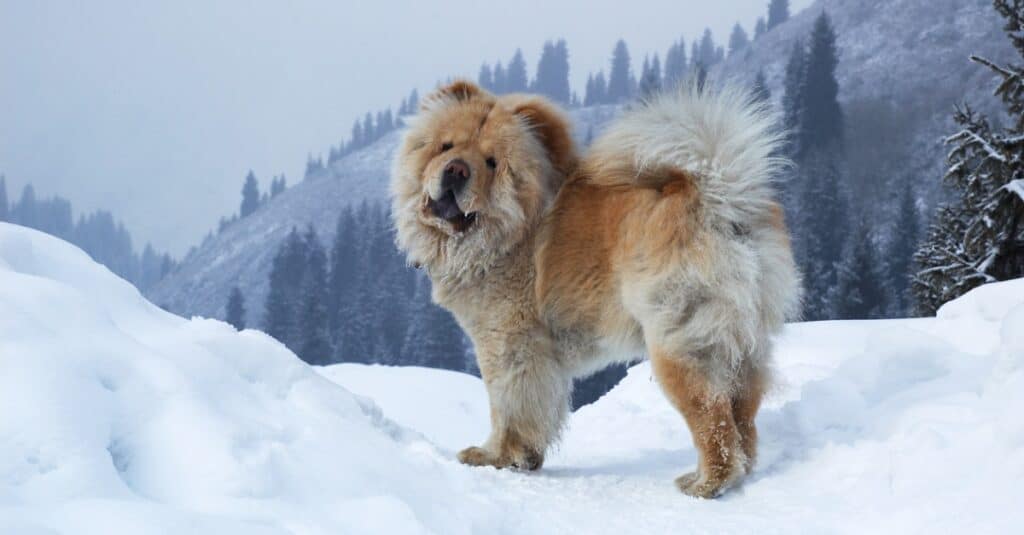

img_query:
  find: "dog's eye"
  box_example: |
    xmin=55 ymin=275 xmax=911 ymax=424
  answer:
xmin=440 ymin=142 xmax=453 ymax=152
xmin=486 ymin=157 xmax=497 ymax=170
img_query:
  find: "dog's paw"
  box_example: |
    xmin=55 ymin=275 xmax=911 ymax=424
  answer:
xmin=456 ymin=445 xmax=544 ymax=471
xmin=675 ymin=471 xmax=734 ymax=499
xmin=457 ymin=446 xmax=497 ymax=467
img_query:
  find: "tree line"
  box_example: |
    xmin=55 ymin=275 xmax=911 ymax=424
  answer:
xmin=0 ymin=177 xmax=176 ymax=291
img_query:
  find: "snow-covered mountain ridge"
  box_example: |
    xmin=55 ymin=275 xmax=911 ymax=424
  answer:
xmin=3 ymin=219 xmax=1023 ymax=533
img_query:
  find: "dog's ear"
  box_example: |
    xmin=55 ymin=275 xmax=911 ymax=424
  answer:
xmin=512 ymin=97 xmax=577 ymax=178
xmin=421 ymin=79 xmax=483 ymax=111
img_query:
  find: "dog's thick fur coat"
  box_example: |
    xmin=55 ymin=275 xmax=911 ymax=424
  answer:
xmin=390 ymin=80 xmax=801 ymax=498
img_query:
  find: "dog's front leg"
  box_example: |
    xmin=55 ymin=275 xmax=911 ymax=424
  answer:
xmin=458 ymin=336 xmax=570 ymax=471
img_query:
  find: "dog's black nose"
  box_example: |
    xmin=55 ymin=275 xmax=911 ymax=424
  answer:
xmin=441 ymin=159 xmax=471 ymax=193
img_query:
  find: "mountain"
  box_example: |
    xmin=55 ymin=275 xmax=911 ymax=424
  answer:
xmin=148 ymin=106 xmax=619 ymax=327
xmin=3 ymin=222 xmax=1022 ymax=533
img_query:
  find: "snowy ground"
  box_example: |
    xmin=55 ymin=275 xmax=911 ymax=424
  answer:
xmin=2 ymin=222 xmax=1023 ymax=534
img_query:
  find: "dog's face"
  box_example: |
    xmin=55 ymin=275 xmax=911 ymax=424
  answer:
xmin=391 ymin=80 xmax=575 ymax=278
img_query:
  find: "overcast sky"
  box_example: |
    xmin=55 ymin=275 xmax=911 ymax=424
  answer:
xmin=1 ymin=0 xmax=812 ymax=255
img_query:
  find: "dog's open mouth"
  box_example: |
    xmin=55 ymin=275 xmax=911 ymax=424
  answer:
xmin=426 ymin=190 xmax=477 ymax=233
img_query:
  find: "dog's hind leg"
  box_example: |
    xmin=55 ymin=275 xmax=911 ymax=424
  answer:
xmin=731 ymin=361 xmax=767 ymax=474
xmin=650 ymin=347 xmax=748 ymax=498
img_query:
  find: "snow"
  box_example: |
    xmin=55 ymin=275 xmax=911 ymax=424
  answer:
xmin=1003 ymin=178 xmax=1024 ymax=202
xmin=3 ymin=221 xmax=1024 ymax=533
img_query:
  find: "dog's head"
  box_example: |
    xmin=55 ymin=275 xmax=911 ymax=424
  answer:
xmin=390 ymin=80 xmax=575 ymax=279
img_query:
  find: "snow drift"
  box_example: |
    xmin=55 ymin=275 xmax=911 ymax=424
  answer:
xmin=2 ymin=221 xmax=1023 ymax=533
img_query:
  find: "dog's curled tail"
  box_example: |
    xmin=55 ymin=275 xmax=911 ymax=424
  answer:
xmin=586 ymin=81 xmax=787 ymax=228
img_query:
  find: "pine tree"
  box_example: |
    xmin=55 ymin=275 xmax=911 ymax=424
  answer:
xmin=506 ymin=49 xmax=529 ymax=92
xmin=782 ymin=39 xmax=808 ymax=157
xmin=350 ymin=120 xmax=363 ymax=149
xmin=478 ymin=63 xmax=494 ymax=91
xmin=888 ymin=180 xmax=920 ymax=315
xmin=14 ymin=184 xmax=37 ymax=229
xmin=790 ymin=150 xmax=850 ymax=320
xmin=767 ymin=0 xmax=790 ymax=30
xmin=800 ymin=12 xmax=843 ymax=157
xmin=532 ymin=40 xmax=571 ymax=104
xmin=240 ymin=171 xmax=260 ymax=218
xmin=401 ymin=272 xmax=467 ymax=371
xmin=328 ymin=208 xmax=358 ymax=349
xmin=607 ymin=40 xmax=633 ymax=102
xmin=492 ymin=61 xmax=506 ymax=94
xmin=363 ymin=112 xmax=375 ymax=143
xmin=407 ymin=88 xmax=419 ymax=112
xmin=913 ymin=0 xmax=1024 ymax=314
xmin=663 ymin=38 xmax=688 ymax=89
xmin=752 ymin=69 xmax=771 ymax=103
xmin=728 ymin=23 xmax=750 ymax=57
xmin=0 ymin=175 xmax=8 ymax=222
xmin=271 ymin=175 xmax=287 ymax=198
xmin=298 ymin=227 xmax=332 ymax=365
xmin=592 ymin=71 xmax=608 ymax=104
xmin=754 ymin=17 xmax=767 ymax=40
xmin=698 ymin=29 xmax=717 ymax=68
xmin=832 ymin=224 xmax=886 ymax=319
xmin=226 ymin=286 xmax=246 ymax=330
xmin=264 ymin=227 xmax=307 ymax=351
xmin=639 ymin=54 xmax=661 ymax=98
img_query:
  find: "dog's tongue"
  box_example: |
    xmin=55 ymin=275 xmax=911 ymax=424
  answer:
xmin=433 ymin=190 xmax=464 ymax=220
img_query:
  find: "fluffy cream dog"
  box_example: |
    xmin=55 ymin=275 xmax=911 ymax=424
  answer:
xmin=390 ymin=80 xmax=800 ymax=498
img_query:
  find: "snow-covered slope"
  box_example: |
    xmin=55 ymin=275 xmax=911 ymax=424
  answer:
xmin=147 ymin=106 xmax=619 ymax=327
xmin=721 ymin=0 xmax=1013 ymax=204
xmin=4 ymin=222 xmax=1023 ymax=533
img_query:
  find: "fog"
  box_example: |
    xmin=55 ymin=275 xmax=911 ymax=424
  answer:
xmin=1 ymin=0 xmax=811 ymax=255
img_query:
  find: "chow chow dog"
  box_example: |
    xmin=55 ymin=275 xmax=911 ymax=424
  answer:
xmin=390 ymin=79 xmax=800 ymax=498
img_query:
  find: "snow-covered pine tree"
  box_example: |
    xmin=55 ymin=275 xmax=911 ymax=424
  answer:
xmin=298 ymin=227 xmax=332 ymax=365
xmin=767 ymin=0 xmax=790 ymax=30
xmin=226 ymin=286 xmax=246 ymax=330
xmin=754 ymin=17 xmax=767 ymax=40
xmin=913 ymin=0 xmax=1024 ymax=314
xmin=607 ymin=40 xmax=633 ymax=102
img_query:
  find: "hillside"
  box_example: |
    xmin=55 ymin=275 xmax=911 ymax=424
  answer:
xmin=721 ymin=0 xmax=1014 ymax=212
xmin=3 ymin=222 xmax=1023 ymax=533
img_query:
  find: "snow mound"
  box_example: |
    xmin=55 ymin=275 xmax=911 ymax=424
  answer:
xmin=0 ymin=223 xmax=480 ymax=534
xmin=3 ymin=222 xmax=1023 ymax=533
